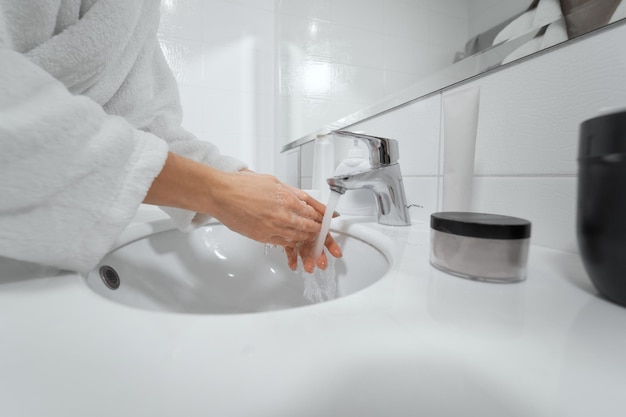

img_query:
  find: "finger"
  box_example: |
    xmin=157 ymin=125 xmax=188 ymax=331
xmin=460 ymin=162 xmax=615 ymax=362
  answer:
xmin=285 ymin=216 xmax=321 ymax=239
xmin=294 ymin=201 xmax=324 ymax=222
xmin=264 ymin=234 xmax=301 ymax=248
xmin=292 ymin=187 xmax=339 ymax=218
xmin=296 ymin=188 xmax=325 ymax=213
xmin=284 ymin=246 xmax=298 ymax=271
xmin=324 ymin=233 xmax=343 ymax=258
xmin=285 ymin=185 xmax=315 ymax=201
xmin=286 ymin=185 xmax=338 ymax=218
xmin=302 ymin=255 xmax=316 ymax=273
xmin=315 ymin=250 xmax=328 ymax=270
xmin=279 ymin=189 xmax=323 ymax=223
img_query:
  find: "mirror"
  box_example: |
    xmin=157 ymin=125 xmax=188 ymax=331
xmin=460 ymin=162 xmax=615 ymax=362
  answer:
xmin=278 ymin=0 xmax=626 ymax=148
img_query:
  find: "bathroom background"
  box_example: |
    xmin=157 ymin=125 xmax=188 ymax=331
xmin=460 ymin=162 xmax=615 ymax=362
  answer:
xmin=157 ymin=0 xmax=526 ymax=175
xmin=158 ymin=0 xmax=626 ymax=256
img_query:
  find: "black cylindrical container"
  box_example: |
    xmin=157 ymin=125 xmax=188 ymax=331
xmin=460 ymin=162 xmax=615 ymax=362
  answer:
xmin=577 ymin=109 xmax=626 ymax=307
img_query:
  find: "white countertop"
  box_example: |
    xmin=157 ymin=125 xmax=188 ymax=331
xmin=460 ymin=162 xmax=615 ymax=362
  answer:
xmin=1 ymin=206 xmax=625 ymax=417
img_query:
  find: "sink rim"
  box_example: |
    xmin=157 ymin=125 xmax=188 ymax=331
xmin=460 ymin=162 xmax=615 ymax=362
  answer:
xmin=82 ymin=216 xmax=399 ymax=315
xmin=90 ymin=214 xmax=398 ymax=273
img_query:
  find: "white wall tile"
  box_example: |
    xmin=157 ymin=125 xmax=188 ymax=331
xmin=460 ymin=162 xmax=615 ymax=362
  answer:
xmin=210 ymin=132 xmax=274 ymax=173
xmin=203 ymin=89 xmax=274 ymax=137
xmin=465 ymin=23 xmax=626 ymax=177
xmin=331 ymin=64 xmax=387 ymax=104
xmin=300 ymin=177 xmax=313 ymax=189
xmin=158 ymin=1 xmax=277 ymax=175
xmin=403 ymin=177 xmax=440 ymax=225
xmin=383 ymin=36 xmax=447 ymax=75
xmin=299 ymin=141 xmax=316 ymax=184
xmin=278 ymin=95 xmax=334 ymax=141
xmin=223 ymin=0 xmax=275 ymax=11
xmin=159 ymin=0 xmax=203 ymax=41
xmin=425 ymin=23 xmax=626 ymax=253
xmin=381 ymin=0 xmax=430 ymax=41
xmin=158 ymin=37 xmax=205 ymax=86
xmin=277 ymin=0 xmax=332 ymax=21
xmin=280 ymin=60 xmax=333 ymax=96
xmin=202 ymin=0 xmax=275 ymax=55
xmin=177 ymin=84 xmax=205 ymax=138
xmin=278 ymin=15 xmax=332 ymax=63
xmin=472 ymin=176 xmax=578 ymax=253
xmin=203 ymin=43 xmax=275 ymax=96
xmin=331 ymin=0 xmax=385 ymax=31
xmin=277 ymin=0 xmax=468 ymax=145
xmin=329 ymin=25 xmax=385 ymax=69
xmin=330 ymin=98 xmax=377 ymax=123
xmin=276 ymin=148 xmax=301 ymax=187
xmin=429 ymin=14 xmax=469 ymax=50
xmin=347 ymin=93 xmax=442 ymax=176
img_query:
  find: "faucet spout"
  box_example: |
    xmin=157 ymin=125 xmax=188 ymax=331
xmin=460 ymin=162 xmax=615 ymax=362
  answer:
xmin=327 ymin=130 xmax=411 ymax=226
xmin=328 ymin=163 xmax=411 ymax=226
xmin=332 ymin=130 xmax=399 ymax=167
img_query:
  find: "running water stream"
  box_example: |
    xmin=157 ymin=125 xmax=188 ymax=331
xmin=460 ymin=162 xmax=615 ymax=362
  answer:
xmin=302 ymin=190 xmax=342 ymax=303
xmin=312 ymin=190 xmax=341 ymax=259
xmin=265 ymin=190 xmax=343 ymax=304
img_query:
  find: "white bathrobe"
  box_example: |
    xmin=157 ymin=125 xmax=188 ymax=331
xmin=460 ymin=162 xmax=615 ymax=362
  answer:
xmin=0 ymin=0 xmax=246 ymax=272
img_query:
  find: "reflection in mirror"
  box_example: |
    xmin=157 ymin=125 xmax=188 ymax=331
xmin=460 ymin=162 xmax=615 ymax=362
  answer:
xmin=278 ymin=0 xmax=626 ymax=147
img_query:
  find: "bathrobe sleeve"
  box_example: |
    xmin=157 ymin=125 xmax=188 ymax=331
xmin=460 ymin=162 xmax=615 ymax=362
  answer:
xmin=0 ymin=0 xmax=247 ymax=272
xmin=116 ymin=41 xmax=248 ymax=231
xmin=77 ymin=14 xmax=248 ymax=231
xmin=0 ymin=47 xmax=169 ymax=273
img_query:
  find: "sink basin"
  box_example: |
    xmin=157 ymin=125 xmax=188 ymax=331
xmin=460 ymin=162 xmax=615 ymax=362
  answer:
xmin=85 ymin=223 xmax=389 ymax=314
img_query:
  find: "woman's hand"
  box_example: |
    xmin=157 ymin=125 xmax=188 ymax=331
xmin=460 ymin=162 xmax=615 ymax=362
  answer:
xmin=282 ymin=187 xmax=342 ymax=273
xmin=145 ymin=153 xmax=341 ymax=272
xmin=209 ymin=170 xmax=322 ymax=246
xmin=284 ymin=232 xmax=342 ymax=273
xmin=217 ymin=174 xmax=342 ymax=272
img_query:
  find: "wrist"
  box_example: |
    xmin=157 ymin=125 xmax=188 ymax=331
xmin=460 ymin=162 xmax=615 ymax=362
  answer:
xmin=144 ymin=152 xmax=228 ymax=217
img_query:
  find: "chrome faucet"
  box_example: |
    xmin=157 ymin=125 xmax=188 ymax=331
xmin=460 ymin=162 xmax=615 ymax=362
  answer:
xmin=327 ymin=130 xmax=411 ymax=226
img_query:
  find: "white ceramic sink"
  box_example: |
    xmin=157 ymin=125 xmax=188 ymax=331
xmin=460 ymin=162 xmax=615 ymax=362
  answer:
xmin=85 ymin=224 xmax=389 ymax=314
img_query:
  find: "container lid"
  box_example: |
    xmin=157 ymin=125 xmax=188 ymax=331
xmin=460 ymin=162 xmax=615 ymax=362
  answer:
xmin=431 ymin=212 xmax=531 ymax=240
xmin=579 ymin=109 xmax=626 ymax=159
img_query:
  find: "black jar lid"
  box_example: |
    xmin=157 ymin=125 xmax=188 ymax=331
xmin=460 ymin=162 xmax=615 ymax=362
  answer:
xmin=579 ymin=109 xmax=626 ymax=159
xmin=431 ymin=212 xmax=531 ymax=240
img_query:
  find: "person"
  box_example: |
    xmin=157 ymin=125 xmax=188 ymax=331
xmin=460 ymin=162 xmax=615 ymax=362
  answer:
xmin=0 ymin=0 xmax=341 ymax=274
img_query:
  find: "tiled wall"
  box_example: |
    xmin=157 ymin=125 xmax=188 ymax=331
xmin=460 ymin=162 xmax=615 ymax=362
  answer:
xmin=157 ymin=0 xmax=276 ymax=173
xmin=276 ymin=0 xmax=473 ymax=143
xmin=156 ymin=1 xmax=626 ymax=254
xmin=156 ymin=0 xmax=526 ymax=178
xmin=290 ymin=21 xmax=626 ymax=254
xmin=465 ymin=22 xmax=626 ymax=253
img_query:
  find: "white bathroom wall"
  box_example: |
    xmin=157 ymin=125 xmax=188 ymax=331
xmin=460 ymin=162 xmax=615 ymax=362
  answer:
xmin=293 ymin=21 xmax=626 ymax=254
xmin=344 ymin=94 xmax=443 ymax=225
xmin=463 ymin=21 xmax=626 ymax=253
xmin=157 ymin=0 xmax=276 ymax=173
xmin=155 ymin=1 xmax=626 ymax=254
xmin=276 ymin=0 xmax=470 ymax=143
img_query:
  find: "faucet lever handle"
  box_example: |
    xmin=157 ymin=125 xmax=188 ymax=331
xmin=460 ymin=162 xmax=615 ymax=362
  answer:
xmin=332 ymin=130 xmax=399 ymax=167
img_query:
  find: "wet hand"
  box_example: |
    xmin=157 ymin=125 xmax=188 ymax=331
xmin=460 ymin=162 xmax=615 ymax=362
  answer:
xmin=284 ymin=232 xmax=342 ymax=273
xmin=144 ymin=154 xmax=342 ymax=273
xmin=209 ymin=171 xmax=325 ymax=247
xmin=282 ymin=187 xmax=342 ymax=273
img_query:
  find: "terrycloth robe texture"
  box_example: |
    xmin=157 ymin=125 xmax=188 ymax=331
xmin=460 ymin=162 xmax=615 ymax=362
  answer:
xmin=0 ymin=0 xmax=246 ymax=273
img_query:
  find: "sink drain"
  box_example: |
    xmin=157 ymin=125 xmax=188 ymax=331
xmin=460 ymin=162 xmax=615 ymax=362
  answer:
xmin=99 ymin=265 xmax=120 ymax=290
